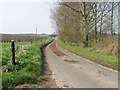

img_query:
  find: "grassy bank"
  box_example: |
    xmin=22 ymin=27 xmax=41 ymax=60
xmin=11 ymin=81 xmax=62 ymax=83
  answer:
xmin=2 ymin=38 xmax=52 ymax=88
xmin=59 ymin=40 xmax=118 ymax=70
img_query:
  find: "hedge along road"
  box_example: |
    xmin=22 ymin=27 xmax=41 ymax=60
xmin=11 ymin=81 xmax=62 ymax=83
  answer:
xmin=45 ymin=40 xmax=118 ymax=88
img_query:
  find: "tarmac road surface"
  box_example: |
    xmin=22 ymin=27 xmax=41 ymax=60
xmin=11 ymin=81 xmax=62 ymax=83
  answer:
xmin=45 ymin=40 xmax=118 ymax=88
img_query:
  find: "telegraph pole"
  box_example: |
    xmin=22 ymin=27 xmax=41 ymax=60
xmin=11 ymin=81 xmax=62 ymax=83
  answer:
xmin=36 ymin=27 xmax=37 ymax=36
xmin=36 ymin=27 xmax=37 ymax=40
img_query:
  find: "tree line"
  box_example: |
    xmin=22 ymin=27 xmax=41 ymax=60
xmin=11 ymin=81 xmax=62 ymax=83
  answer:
xmin=51 ymin=1 xmax=119 ymax=48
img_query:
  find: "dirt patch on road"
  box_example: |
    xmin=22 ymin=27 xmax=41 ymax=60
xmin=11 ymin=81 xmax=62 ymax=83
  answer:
xmin=50 ymin=41 xmax=66 ymax=56
xmin=64 ymin=59 xmax=79 ymax=64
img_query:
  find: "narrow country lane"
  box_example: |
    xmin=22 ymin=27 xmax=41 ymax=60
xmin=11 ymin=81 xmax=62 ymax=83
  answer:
xmin=45 ymin=40 xmax=118 ymax=88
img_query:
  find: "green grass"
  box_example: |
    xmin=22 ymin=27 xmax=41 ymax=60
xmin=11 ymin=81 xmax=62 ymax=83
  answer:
xmin=2 ymin=37 xmax=52 ymax=88
xmin=59 ymin=40 xmax=118 ymax=69
xmin=2 ymin=42 xmax=11 ymax=65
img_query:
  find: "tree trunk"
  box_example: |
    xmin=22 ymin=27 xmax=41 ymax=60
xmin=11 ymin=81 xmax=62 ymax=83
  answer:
xmin=95 ymin=3 xmax=97 ymax=43
xmin=83 ymin=2 xmax=89 ymax=47
xmin=110 ymin=2 xmax=114 ymax=35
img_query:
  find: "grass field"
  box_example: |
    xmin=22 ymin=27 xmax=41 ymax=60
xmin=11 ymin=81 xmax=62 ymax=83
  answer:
xmin=2 ymin=37 xmax=52 ymax=88
xmin=59 ymin=40 xmax=118 ymax=70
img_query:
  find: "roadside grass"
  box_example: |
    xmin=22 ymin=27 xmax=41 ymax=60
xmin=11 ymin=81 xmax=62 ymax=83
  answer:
xmin=0 ymin=68 xmax=1 ymax=89
xmin=59 ymin=40 xmax=118 ymax=70
xmin=2 ymin=38 xmax=52 ymax=88
xmin=2 ymin=43 xmax=11 ymax=65
xmin=2 ymin=42 xmax=30 ymax=65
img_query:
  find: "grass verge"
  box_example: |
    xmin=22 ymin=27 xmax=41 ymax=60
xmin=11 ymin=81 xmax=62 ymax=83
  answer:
xmin=59 ymin=40 xmax=118 ymax=70
xmin=2 ymin=39 xmax=52 ymax=88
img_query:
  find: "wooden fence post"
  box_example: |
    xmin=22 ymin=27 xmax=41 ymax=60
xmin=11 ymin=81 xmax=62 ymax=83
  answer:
xmin=11 ymin=40 xmax=15 ymax=65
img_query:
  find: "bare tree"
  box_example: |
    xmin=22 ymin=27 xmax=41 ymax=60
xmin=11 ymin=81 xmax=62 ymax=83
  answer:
xmin=51 ymin=1 xmax=119 ymax=48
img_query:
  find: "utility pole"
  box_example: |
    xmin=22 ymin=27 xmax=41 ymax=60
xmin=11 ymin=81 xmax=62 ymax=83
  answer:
xmin=36 ymin=27 xmax=37 ymax=36
xmin=36 ymin=27 xmax=37 ymax=40
xmin=21 ymin=32 xmax=22 ymax=42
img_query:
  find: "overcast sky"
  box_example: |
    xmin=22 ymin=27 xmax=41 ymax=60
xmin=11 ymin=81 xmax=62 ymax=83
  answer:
xmin=0 ymin=0 xmax=57 ymax=34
